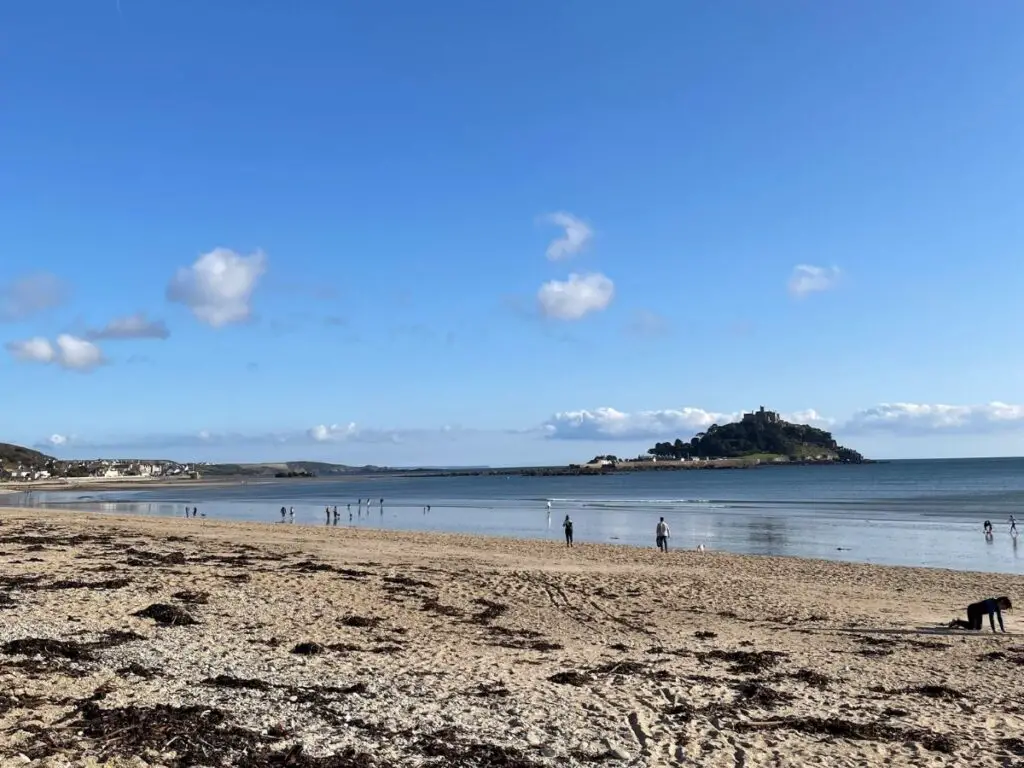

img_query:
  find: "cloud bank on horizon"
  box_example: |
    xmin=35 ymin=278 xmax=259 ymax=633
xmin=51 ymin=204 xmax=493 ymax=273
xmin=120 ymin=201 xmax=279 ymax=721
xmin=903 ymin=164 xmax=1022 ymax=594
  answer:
xmin=32 ymin=402 xmax=1024 ymax=463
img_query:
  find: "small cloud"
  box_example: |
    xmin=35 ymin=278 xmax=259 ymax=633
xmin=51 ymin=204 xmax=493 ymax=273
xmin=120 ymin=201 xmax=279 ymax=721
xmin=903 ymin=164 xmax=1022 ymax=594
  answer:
xmin=86 ymin=312 xmax=170 ymax=340
xmin=625 ymin=310 xmax=671 ymax=338
xmin=544 ymin=406 xmax=742 ymax=441
xmin=309 ymin=423 xmax=358 ymax=442
xmin=167 ymin=247 xmax=267 ymax=327
xmin=46 ymin=434 xmax=67 ymax=446
xmin=5 ymin=334 xmax=104 ymax=372
xmin=542 ymin=212 xmax=593 ymax=261
xmin=788 ymin=264 xmax=841 ymax=297
xmin=537 ymin=272 xmax=614 ymax=320
xmin=0 ymin=273 xmax=70 ymax=322
xmin=843 ymin=402 xmax=1024 ymax=436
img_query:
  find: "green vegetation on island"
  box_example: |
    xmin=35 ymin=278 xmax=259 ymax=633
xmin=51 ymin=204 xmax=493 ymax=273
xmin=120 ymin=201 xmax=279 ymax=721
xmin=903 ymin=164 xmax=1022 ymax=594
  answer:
xmin=647 ymin=406 xmax=865 ymax=464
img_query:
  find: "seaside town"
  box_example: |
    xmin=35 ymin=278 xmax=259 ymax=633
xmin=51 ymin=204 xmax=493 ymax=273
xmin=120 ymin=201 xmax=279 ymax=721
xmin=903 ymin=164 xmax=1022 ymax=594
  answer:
xmin=0 ymin=458 xmax=201 ymax=483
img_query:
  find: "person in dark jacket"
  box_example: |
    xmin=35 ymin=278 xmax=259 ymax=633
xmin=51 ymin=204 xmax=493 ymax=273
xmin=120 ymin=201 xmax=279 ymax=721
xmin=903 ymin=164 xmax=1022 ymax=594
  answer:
xmin=562 ymin=515 xmax=574 ymax=548
xmin=948 ymin=596 xmax=1012 ymax=632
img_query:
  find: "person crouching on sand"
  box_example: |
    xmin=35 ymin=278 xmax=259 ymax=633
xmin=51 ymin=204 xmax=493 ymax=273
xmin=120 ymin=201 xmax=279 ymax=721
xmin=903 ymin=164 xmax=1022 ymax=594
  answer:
xmin=656 ymin=517 xmax=671 ymax=552
xmin=562 ymin=515 xmax=574 ymax=548
xmin=948 ymin=596 xmax=1012 ymax=632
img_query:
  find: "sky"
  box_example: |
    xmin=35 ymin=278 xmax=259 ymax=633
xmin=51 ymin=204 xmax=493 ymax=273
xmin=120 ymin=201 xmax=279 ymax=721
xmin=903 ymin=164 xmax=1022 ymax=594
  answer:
xmin=3 ymin=1 xmax=1024 ymax=467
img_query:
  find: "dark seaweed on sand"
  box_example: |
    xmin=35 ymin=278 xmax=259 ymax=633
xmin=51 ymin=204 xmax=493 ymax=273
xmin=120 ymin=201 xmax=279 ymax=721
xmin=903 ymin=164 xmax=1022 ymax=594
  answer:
xmin=696 ymin=649 xmax=787 ymax=675
xmin=132 ymin=603 xmax=198 ymax=626
xmin=737 ymin=716 xmax=957 ymax=754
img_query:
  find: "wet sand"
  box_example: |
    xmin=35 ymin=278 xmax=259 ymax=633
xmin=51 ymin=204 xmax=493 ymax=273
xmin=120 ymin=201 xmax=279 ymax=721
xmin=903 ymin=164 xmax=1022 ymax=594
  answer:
xmin=0 ymin=508 xmax=1022 ymax=767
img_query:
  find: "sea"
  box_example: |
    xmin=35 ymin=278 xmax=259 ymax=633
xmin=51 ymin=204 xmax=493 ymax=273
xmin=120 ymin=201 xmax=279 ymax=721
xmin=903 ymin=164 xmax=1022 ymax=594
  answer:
xmin=4 ymin=457 xmax=1024 ymax=575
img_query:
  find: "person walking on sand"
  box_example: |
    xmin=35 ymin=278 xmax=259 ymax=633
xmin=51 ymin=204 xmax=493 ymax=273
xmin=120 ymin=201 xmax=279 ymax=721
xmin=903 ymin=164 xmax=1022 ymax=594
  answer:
xmin=280 ymin=506 xmax=287 ymax=522
xmin=562 ymin=515 xmax=574 ymax=548
xmin=289 ymin=506 xmax=295 ymax=523
xmin=1011 ymin=515 xmax=1019 ymax=537
xmin=656 ymin=517 xmax=671 ymax=552
xmin=325 ymin=506 xmax=331 ymax=524
xmin=948 ymin=596 xmax=1012 ymax=632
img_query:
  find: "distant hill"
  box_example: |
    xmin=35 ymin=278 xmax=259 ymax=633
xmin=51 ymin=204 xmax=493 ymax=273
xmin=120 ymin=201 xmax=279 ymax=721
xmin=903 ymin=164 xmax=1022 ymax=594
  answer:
xmin=202 ymin=461 xmax=387 ymax=477
xmin=0 ymin=443 xmax=54 ymax=470
xmin=648 ymin=407 xmax=865 ymax=463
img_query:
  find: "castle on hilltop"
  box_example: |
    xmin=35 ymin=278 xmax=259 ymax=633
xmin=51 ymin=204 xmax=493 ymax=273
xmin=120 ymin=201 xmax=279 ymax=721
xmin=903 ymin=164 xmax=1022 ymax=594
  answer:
xmin=741 ymin=406 xmax=781 ymax=425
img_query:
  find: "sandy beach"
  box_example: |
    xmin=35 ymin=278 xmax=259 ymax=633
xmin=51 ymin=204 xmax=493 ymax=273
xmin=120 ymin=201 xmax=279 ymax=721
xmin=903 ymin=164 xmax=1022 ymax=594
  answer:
xmin=0 ymin=509 xmax=1022 ymax=767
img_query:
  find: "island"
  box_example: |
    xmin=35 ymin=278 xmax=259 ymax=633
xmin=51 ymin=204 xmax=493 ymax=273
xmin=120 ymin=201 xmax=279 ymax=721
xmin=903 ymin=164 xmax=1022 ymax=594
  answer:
xmin=646 ymin=406 xmax=864 ymax=464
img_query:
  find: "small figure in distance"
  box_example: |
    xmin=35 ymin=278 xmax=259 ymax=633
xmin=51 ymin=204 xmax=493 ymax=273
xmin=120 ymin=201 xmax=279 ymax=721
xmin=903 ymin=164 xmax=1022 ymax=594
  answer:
xmin=289 ymin=506 xmax=295 ymax=523
xmin=280 ymin=506 xmax=287 ymax=523
xmin=1011 ymin=515 xmax=1019 ymax=537
xmin=948 ymin=596 xmax=1012 ymax=632
xmin=656 ymin=517 xmax=671 ymax=553
xmin=562 ymin=515 xmax=574 ymax=548
xmin=984 ymin=520 xmax=994 ymax=538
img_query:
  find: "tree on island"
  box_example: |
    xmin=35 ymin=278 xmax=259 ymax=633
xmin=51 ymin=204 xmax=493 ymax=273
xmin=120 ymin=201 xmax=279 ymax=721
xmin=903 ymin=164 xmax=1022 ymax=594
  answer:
xmin=648 ymin=407 xmax=864 ymax=463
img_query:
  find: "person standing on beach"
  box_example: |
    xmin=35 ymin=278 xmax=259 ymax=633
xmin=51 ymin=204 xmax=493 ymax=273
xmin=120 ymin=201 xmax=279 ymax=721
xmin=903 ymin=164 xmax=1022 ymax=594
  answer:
xmin=656 ymin=517 xmax=671 ymax=552
xmin=325 ymin=506 xmax=331 ymax=524
xmin=563 ymin=515 xmax=574 ymax=548
xmin=1011 ymin=515 xmax=1018 ymax=536
xmin=280 ymin=506 xmax=286 ymax=522
xmin=289 ymin=506 xmax=295 ymax=523
xmin=380 ymin=498 xmax=384 ymax=517
xmin=949 ymin=596 xmax=1012 ymax=632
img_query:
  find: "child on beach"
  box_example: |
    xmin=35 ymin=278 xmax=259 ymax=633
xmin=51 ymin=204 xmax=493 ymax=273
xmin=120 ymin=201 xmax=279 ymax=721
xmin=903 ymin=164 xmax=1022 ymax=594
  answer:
xmin=948 ymin=596 xmax=1012 ymax=632
xmin=563 ymin=515 xmax=574 ymax=548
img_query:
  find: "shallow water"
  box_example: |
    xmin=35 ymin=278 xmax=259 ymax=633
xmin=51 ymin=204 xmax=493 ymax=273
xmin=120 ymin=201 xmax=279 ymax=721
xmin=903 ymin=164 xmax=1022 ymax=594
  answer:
xmin=5 ymin=458 xmax=1023 ymax=574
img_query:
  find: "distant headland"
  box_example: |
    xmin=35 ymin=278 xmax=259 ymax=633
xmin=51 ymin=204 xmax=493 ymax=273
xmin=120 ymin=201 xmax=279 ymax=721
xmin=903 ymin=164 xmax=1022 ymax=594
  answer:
xmin=1 ymin=408 xmax=866 ymax=487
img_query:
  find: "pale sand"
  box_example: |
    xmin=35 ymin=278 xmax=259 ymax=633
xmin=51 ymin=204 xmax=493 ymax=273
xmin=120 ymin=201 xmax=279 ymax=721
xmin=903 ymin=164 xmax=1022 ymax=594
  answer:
xmin=0 ymin=508 xmax=1022 ymax=767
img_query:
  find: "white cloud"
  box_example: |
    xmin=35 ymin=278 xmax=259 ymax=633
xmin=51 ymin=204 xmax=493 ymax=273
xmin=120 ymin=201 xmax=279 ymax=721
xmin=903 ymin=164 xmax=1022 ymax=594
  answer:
xmin=309 ymin=423 xmax=358 ymax=442
xmin=537 ymin=272 xmax=614 ymax=320
xmin=788 ymin=264 xmax=841 ymax=297
xmin=544 ymin=407 xmax=741 ymax=441
xmin=5 ymin=334 xmax=104 ymax=372
xmin=87 ymin=312 xmax=170 ymax=340
xmin=47 ymin=434 xmax=68 ymax=446
xmin=6 ymin=337 xmax=56 ymax=364
xmin=544 ymin=406 xmax=838 ymax=441
xmin=843 ymin=402 xmax=1024 ymax=435
xmin=167 ymin=248 xmax=267 ymax=327
xmin=0 ymin=273 xmax=69 ymax=322
xmin=543 ymin=212 xmax=592 ymax=261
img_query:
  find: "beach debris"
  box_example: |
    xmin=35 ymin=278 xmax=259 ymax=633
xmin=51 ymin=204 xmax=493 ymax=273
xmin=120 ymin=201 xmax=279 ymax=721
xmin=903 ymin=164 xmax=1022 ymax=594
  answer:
xmin=2 ymin=637 xmax=92 ymax=661
xmin=694 ymin=630 xmax=717 ymax=640
xmin=132 ymin=603 xmax=198 ymax=626
xmin=383 ymin=575 xmax=436 ymax=589
xmin=171 ymin=589 xmax=210 ymax=604
xmin=340 ymin=615 xmax=382 ymax=629
xmin=204 ymin=674 xmax=271 ymax=691
xmin=548 ymin=670 xmax=591 ymax=686
xmin=291 ymin=642 xmax=326 ymax=655
xmin=696 ymin=649 xmax=787 ymax=675
xmin=123 ymin=548 xmax=187 ymax=566
xmin=787 ymin=669 xmax=833 ymax=689
xmin=734 ymin=681 xmax=794 ymax=709
xmin=46 ymin=577 xmax=131 ymax=590
xmin=117 ymin=662 xmax=158 ymax=679
xmin=593 ymin=660 xmax=650 ymax=676
xmin=736 ymin=716 xmax=957 ymax=754
xmin=469 ymin=599 xmax=508 ymax=625
xmin=411 ymin=727 xmax=544 ymax=768
xmin=473 ymin=682 xmax=511 ymax=697
xmin=421 ymin=596 xmax=464 ymax=618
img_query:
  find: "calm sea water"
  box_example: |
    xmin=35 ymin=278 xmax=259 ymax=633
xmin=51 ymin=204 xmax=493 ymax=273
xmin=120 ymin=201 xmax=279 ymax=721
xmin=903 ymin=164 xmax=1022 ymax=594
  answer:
xmin=5 ymin=458 xmax=1024 ymax=574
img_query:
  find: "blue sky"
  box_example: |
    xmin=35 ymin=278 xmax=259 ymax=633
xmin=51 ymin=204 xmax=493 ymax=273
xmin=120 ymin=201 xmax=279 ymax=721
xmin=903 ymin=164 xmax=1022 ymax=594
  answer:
xmin=3 ymin=1 xmax=1024 ymax=466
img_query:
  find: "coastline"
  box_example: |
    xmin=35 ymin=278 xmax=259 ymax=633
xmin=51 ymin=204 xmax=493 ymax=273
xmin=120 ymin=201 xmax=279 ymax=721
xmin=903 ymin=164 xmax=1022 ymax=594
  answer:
xmin=0 ymin=507 xmax=1021 ymax=766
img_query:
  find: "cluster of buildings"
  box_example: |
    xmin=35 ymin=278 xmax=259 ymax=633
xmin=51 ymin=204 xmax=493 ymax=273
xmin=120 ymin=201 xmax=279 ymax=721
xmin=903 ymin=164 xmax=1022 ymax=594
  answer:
xmin=0 ymin=459 xmax=201 ymax=482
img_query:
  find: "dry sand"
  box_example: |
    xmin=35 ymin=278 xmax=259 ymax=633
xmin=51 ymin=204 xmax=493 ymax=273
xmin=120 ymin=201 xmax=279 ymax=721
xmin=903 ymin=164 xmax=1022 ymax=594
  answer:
xmin=0 ymin=508 xmax=1022 ymax=767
